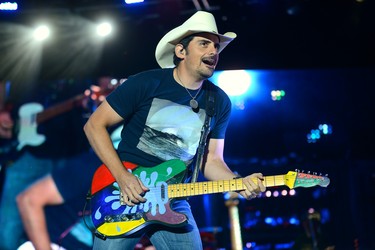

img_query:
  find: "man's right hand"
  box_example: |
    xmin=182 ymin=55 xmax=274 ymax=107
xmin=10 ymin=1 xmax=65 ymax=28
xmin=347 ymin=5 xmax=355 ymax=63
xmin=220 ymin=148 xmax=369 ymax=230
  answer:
xmin=0 ymin=111 xmax=14 ymax=139
xmin=118 ymin=172 xmax=149 ymax=206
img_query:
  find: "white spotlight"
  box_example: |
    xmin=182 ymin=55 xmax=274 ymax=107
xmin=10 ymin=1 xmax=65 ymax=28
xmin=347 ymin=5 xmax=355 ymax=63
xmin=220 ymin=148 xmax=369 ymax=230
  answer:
xmin=125 ymin=0 xmax=144 ymax=4
xmin=217 ymin=70 xmax=251 ymax=96
xmin=96 ymin=22 xmax=112 ymax=37
xmin=33 ymin=25 xmax=50 ymax=41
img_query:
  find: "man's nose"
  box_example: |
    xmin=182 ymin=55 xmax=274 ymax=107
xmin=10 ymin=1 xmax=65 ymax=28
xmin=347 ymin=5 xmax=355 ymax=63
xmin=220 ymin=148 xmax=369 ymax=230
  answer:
xmin=209 ymin=45 xmax=218 ymax=55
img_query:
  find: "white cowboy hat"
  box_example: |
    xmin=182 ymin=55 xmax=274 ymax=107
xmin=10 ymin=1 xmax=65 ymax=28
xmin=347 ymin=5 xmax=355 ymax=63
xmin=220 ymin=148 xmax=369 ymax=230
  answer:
xmin=155 ymin=11 xmax=237 ymax=68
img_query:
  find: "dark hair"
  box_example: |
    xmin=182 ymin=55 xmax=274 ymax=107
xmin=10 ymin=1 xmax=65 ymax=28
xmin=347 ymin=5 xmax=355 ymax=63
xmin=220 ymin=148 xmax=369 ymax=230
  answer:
xmin=173 ymin=35 xmax=195 ymax=66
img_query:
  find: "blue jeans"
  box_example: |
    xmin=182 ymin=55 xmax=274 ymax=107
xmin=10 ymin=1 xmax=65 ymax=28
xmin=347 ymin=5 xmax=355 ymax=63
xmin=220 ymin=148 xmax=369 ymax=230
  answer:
xmin=93 ymin=200 xmax=203 ymax=250
xmin=0 ymin=152 xmax=59 ymax=250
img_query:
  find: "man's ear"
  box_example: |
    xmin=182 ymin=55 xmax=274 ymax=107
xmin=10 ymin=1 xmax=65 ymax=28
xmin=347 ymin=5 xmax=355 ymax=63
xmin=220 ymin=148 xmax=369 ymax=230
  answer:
xmin=175 ymin=44 xmax=185 ymax=58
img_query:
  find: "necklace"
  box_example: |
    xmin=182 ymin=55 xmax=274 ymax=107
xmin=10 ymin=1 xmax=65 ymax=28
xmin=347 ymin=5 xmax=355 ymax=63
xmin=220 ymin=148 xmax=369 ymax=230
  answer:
xmin=176 ymin=70 xmax=202 ymax=110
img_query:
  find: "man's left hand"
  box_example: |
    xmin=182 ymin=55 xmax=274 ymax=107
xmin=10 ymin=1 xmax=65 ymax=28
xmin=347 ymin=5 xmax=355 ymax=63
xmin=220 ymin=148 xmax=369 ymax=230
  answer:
xmin=239 ymin=173 xmax=266 ymax=199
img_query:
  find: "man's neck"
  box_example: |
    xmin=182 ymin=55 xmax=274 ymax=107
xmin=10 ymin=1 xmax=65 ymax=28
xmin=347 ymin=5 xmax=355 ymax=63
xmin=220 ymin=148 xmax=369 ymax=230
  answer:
xmin=174 ymin=67 xmax=203 ymax=90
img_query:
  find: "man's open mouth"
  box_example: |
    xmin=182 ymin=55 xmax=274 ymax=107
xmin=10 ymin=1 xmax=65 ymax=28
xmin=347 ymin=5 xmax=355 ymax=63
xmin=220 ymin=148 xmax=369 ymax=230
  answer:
xmin=202 ymin=57 xmax=216 ymax=67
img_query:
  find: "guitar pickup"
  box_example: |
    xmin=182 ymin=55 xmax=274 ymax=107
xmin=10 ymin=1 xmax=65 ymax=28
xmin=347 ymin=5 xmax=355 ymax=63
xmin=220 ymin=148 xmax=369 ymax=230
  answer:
xmin=104 ymin=212 xmax=143 ymax=223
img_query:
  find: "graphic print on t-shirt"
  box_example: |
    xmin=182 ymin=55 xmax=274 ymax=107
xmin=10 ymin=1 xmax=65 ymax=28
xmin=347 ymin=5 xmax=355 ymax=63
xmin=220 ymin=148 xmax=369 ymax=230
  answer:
xmin=137 ymin=98 xmax=205 ymax=162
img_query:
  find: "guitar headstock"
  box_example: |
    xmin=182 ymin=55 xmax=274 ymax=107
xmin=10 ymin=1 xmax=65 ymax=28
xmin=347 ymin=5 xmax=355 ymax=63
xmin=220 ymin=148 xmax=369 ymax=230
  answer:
xmin=284 ymin=170 xmax=330 ymax=189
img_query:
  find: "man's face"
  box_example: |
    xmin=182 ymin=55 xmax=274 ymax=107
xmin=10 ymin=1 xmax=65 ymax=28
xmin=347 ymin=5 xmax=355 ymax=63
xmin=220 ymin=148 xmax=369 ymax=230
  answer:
xmin=183 ymin=33 xmax=220 ymax=80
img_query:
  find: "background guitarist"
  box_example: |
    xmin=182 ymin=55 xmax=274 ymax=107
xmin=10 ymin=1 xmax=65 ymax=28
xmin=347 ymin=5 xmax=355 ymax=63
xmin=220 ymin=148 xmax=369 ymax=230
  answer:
xmin=0 ymin=77 xmax=107 ymax=249
xmin=0 ymin=80 xmax=14 ymax=200
xmin=0 ymin=81 xmax=13 ymax=140
xmin=84 ymin=11 xmax=266 ymax=250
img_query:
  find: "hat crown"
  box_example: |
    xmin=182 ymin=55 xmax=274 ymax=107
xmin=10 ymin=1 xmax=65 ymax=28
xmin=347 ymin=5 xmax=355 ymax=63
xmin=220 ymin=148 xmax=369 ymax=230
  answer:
xmin=182 ymin=11 xmax=219 ymax=34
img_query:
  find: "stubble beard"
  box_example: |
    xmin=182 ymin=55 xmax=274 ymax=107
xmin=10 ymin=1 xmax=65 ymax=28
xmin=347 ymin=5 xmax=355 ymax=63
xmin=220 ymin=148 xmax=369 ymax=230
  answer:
xmin=197 ymin=65 xmax=215 ymax=80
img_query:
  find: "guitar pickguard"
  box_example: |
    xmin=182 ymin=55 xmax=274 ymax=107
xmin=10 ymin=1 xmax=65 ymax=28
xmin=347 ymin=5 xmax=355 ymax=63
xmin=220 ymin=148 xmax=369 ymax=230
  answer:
xmin=17 ymin=103 xmax=46 ymax=150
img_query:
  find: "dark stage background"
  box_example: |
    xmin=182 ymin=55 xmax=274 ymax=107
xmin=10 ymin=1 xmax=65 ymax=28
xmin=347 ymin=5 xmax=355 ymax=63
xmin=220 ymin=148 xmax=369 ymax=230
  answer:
xmin=1 ymin=0 xmax=374 ymax=249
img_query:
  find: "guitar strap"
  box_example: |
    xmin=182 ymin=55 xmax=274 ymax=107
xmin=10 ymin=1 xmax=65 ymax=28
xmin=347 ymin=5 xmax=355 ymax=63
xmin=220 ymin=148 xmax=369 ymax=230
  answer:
xmin=190 ymin=80 xmax=216 ymax=183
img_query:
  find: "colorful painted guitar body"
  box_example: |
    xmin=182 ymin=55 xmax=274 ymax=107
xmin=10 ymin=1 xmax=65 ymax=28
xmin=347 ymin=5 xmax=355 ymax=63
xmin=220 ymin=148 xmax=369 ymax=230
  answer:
xmin=89 ymin=159 xmax=330 ymax=238
xmin=90 ymin=159 xmax=188 ymax=238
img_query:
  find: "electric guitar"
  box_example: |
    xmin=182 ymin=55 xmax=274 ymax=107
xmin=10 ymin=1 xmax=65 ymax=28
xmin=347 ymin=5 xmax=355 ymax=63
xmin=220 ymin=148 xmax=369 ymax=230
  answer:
xmin=0 ymin=84 xmax=117 ymax=163
xmin=0 ymin=94 xmax=86 ymax=162
xmin=89 ymin=159 xmax=330 ymax=238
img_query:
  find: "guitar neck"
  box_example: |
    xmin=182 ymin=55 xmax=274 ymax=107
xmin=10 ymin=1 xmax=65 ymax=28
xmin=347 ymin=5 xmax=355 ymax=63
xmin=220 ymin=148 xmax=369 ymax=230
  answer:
xmin=36 ymin=94 xmax=85 ymax=124
xmin=168 ymin=175 xmax=286 ymax=199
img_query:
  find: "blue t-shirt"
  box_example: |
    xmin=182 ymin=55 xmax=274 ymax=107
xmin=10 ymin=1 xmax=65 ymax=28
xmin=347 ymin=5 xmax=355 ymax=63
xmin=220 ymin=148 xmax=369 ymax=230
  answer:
xmin=106 ymin=68 xmax=231 ymax=167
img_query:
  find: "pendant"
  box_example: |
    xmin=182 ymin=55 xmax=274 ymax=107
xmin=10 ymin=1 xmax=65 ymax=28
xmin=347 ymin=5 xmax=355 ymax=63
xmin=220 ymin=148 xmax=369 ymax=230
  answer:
xmin=190 ymin=99 xmax=199 ymax=109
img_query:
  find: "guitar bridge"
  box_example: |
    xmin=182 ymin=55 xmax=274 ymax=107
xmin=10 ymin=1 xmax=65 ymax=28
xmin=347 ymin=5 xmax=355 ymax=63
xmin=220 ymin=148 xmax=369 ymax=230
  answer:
xmin=104 ymin=212 xmax=143 ymax=223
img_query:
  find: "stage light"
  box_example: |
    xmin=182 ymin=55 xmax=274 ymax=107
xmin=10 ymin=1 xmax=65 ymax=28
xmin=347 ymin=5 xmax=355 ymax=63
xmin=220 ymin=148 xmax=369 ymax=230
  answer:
xmin=124 ymin=0 xmax=144 ymax=4
xmin=307 ymin=123 xmax=332 ymax=143
xmin=233 ymin=100 xmax=245 ymax=110
xmin=265 ymin=190 xmax=272 ymax=197
xmin=320 ymin=208 xmax=331 ymax=224
xmin=33 ymin=25 xmax=50 ymax=41
xmin=271 ymin=89 xmax=285 ymax=101
xmin=275 ymin=242 xmax=295 ymax=249
xmin=0 ymin=2 xmax=17 ymax=10
xmin=209 ymin=69 xmax=261 ymax=110
xmin=319 ymin=123 xmax=332 ymax=135
xmin=264 ymin=217 xmax=277 ymax=226
xmin=245 ymin=242 xmax=255 ymax=248
xmin=96 ymin=22 xmax=112 ymax=37
xmin=216 ymin=70 xmax=252 ymax=96
xmin=110 ymin=78 xmax=118 ymax=85
xmin=276 ymin=217 xmax=283 ymax=224
xmin=307 ymin=129 xmax=320 ymax=143
xmin=289 ymin=216 xmax=299 ymax=225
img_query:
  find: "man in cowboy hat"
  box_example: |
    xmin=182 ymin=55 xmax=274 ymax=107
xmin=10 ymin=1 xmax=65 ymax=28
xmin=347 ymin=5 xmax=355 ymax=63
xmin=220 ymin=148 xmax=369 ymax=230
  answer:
xmin=84 ymin=11 xmax=266 ymax=249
